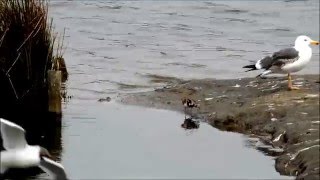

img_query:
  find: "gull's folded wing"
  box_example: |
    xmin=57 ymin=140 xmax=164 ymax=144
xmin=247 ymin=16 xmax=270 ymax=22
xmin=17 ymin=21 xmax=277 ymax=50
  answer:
xmin=272 ymin=48 xmax=299 ymax=60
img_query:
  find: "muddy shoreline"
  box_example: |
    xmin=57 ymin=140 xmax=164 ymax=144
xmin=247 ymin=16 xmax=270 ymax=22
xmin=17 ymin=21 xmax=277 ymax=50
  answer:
xmin=118 ymin=74 xmax=319 ymax=180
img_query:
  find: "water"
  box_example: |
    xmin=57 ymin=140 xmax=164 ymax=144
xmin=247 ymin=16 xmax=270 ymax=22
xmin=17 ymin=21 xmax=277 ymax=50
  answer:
xmin=39 ymin=101 xmax=290 ymax=179
xmin=50 ymin=0 xmax=319 ymax=97
xmin=4 ymin=0 xmax=319 ymax=179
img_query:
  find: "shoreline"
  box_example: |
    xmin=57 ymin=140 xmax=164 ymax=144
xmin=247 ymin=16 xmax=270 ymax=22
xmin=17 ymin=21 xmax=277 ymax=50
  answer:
xmin=118 ymin=74 xmax=319 ymax=180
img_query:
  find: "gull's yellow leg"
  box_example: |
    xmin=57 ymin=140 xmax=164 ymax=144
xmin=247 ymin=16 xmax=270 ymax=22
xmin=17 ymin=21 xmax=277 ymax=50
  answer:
xmin=288 ymin=73 xmax=299 ymax=90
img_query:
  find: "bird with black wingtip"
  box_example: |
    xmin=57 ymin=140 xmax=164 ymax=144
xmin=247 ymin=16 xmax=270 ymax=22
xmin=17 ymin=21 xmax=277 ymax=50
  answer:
xmin=243 ymin=35 xmax=319 ymax=90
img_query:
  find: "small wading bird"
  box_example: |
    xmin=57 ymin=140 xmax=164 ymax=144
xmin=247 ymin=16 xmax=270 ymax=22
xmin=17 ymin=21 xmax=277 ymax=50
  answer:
xmin=0 ymin=118 xmax=67 ymax=180
xmin=181 ymin=98 xmax=200 ymax=119
xmin=243 ymin=35 xmax=319 ymax=90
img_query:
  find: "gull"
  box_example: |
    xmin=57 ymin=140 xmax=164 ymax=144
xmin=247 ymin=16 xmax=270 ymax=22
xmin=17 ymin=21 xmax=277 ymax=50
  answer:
xmin=243 ymin=35 xmax=319 ymax=90
xmin=0 ymin=118 xmax=67 ymax=180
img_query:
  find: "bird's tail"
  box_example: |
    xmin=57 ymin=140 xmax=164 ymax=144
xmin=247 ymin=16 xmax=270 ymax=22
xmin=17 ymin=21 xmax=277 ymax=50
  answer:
xmin=243 ymin=64 xmax=257 ymax=72
xmin=243 ymin=56 xmax=273 ymax=72
xmin=256 ymin=70 xmax=272 ymax=78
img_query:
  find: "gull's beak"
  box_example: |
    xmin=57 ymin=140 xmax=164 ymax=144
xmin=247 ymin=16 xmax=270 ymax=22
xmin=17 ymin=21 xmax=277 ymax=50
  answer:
xmin=310 ymin=40 xmax=319 ymax=45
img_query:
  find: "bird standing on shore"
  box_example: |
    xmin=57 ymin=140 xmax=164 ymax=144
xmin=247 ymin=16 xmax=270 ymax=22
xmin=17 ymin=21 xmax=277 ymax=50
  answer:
xmin=181 ymin=98 xmax=200 ymax=119
xmin=0 ymin=118 xmax=67 ymax=180
xmin=243 ymin=35 xmax=319 ymax=90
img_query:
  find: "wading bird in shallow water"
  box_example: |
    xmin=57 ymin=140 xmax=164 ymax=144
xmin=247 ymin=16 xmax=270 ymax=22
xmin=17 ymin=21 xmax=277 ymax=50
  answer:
xmin=0 ymin=118 xmax=67 ymax=180
xmin=243 ymin=35 xmax=319 ymax=90
xmin=181 ymin=98 xmax=200 ymax=119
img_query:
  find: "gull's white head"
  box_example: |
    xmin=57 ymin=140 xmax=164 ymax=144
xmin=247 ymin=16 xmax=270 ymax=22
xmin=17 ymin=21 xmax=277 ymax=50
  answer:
xmin=294 ymin=35 xmax=319 ymax=49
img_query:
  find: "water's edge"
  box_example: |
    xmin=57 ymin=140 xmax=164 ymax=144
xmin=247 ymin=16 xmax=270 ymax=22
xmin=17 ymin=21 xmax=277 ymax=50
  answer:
xmin=119 ymin=74 xmax=320 ymax=179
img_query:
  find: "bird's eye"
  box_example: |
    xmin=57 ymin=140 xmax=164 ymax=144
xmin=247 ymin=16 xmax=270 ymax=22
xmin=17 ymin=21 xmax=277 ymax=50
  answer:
xmin=304 ymin=39 xmax=307 ymax=41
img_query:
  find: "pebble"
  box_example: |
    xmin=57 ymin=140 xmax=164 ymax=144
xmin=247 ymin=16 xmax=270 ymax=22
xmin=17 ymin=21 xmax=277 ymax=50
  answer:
xmin=271 ymin=118 xmax=278 ymax=121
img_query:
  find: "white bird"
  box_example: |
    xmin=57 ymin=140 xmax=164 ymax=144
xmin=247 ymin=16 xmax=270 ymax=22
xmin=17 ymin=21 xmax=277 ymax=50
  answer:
xmin=0 ymin=118 xmax=67 ymax=180
xmin=243 ymin=35 xmax=319 ymax=90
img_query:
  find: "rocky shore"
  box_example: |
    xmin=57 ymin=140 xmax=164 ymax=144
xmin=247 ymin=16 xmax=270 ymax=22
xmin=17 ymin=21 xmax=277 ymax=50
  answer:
xmin=119 ymin=74 xmax=319 ymax=180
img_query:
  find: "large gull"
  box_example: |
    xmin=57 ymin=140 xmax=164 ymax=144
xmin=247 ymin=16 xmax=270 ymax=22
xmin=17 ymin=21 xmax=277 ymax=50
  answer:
xmin=243 ymin=35 xmax=319 ymax=90
xmin=0 ymin=118 xmax=67 ymax=180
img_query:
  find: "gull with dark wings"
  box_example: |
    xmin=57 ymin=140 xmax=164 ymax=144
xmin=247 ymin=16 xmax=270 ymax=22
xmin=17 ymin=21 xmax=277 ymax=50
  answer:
xmin=243 ymin=35 xmax=319 ymax=90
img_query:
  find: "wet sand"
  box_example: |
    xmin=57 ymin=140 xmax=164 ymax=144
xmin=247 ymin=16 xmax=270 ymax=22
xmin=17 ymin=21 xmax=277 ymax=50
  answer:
xmin=119 ymin=74 xmax=320 ymax=180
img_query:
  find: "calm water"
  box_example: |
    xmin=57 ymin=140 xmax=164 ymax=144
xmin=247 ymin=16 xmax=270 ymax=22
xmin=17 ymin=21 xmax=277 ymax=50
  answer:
xmin=37 ymin=101 xmax=290 ymax=179
xmin=12 ymin=0 xmax=320 ymax=179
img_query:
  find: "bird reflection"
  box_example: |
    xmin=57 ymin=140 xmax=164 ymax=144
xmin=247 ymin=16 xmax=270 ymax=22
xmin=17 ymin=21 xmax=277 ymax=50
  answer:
xmin=181 ymin=117 xmax=200 ymax=130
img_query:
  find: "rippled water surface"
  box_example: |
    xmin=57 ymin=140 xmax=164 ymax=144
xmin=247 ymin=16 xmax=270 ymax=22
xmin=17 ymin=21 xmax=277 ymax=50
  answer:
xmin=50 ymin=0 xmax=319 ymax=97
xmin=22 ymin=0 xmax=320 ymax=179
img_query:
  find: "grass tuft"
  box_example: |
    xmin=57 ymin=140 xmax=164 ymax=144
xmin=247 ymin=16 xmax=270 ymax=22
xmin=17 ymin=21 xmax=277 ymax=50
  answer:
xmin=0 ymin=0 xmax=65 ymax=116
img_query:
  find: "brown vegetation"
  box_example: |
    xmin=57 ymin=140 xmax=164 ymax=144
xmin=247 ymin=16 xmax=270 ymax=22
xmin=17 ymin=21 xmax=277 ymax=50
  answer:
xmin=0 ymin=0 xmax=66 ymax=119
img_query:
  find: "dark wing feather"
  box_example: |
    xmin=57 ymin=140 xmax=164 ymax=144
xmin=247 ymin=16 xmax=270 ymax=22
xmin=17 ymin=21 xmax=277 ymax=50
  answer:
xmin=272 ymin=48 xmax=299 ymax=60
xmin=243 ymin=56 xmax=274 ymax=71
xmin=244 ymin=47 xmax=299 ymax=71
xmin=257 ymin=56 xmax=274 ymax=69
xmin=272 ymin=48 xmax=299 ymax=61
xmin=270 ymin=48 xmax=299 ymax=67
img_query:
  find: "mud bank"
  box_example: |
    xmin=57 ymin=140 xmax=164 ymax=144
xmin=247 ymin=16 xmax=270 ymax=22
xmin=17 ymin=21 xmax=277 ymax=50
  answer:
xmin=119 ymin=74 xmax=319 ymax=180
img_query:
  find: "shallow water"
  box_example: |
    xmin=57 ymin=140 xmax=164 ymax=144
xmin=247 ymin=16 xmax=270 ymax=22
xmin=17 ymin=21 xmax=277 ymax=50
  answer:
xmin=34 ymin=101 xmax=290 ymax=179
xmin=6 ymin=0 xmax=319 ymax=179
